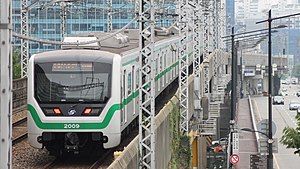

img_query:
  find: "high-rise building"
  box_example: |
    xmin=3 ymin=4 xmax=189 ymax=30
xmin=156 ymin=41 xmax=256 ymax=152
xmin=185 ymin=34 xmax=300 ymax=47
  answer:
xmin=226 ymin=0 xmax=235 ymax=33
xmin=12 ymin=0 xmax=174 ymax=54
xmin=260 ymin=1 xmax=300 ymax=63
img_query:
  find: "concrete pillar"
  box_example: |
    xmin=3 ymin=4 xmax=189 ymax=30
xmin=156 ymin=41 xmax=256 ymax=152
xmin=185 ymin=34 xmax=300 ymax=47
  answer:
xmin=198 ymin=136 xmax=207 ymax=169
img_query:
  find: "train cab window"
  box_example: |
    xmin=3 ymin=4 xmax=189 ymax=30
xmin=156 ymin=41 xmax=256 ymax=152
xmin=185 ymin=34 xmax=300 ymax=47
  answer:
xmin=34 ymin=62 xmax=112 ymax=104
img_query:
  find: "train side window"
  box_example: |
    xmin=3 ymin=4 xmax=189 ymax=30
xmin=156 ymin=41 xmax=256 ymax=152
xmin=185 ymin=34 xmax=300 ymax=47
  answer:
xmin=136 ymin=69 xmax=139 ymax=89
xmin=156 ymin=57 xmax=158 ymax=74
xmin=164 ymin=52 xmax=167 ymax=83
xmin=132 ymin=66 xmax=135 ymax=92
xmin=128 ymin=71 xmax=132 ymax=95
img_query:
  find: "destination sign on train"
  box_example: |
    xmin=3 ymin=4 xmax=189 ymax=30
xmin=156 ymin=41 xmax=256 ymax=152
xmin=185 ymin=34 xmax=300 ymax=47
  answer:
xmin=52 ymin=62 xmax=93 ymax=72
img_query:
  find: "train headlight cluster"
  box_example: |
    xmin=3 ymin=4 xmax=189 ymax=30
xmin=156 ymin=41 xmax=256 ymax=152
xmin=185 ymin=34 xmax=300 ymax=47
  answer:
xmin=43 ymin=108 xmax=62 ymax=116
xmin=42 ymin=107 xmax=102 ymax=116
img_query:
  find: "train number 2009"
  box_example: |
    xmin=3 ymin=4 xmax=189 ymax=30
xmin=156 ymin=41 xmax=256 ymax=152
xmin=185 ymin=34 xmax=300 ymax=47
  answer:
xmin=64 ymin=124 xmax=80 ymax=129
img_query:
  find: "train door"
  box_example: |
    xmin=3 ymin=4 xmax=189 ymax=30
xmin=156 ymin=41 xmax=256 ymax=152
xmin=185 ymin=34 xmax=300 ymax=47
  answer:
xmin=121 ymin=70 xmax=128 ymax=124
xmin=121 ymin=70 xmax=127 ymax=125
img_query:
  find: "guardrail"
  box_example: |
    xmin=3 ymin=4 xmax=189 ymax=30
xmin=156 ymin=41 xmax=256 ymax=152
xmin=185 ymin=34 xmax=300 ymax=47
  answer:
xmin=248 ymin=95 xmax=260 ymax=152
xmin=12 ymin=78 xmax=27 ymax=110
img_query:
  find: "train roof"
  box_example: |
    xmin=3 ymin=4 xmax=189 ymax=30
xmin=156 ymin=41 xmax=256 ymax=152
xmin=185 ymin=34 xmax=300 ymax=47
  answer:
xmin=33 ymin=49 xmax=114 ymax=64
xmin=73 ymin=29 xmax=180 ymax=56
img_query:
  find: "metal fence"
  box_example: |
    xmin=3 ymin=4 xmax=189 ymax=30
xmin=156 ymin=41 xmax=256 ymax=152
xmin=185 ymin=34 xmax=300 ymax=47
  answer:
xmin=12 ymin=78 xmax=27 ymax=110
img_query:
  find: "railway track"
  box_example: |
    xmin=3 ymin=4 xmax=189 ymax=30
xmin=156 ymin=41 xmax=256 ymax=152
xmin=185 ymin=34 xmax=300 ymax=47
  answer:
xmin=42 ymin=149 xmax=113 ymax=169
xmin=89 ymin=149 xmax=114 ymax=169
xmin=12 ymin=117 xmax=28 ymax=145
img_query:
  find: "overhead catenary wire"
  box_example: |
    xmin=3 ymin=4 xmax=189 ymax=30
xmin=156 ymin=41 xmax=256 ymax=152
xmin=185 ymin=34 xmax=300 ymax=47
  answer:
xmin=13 ymin=16 xmax=138 ymax=46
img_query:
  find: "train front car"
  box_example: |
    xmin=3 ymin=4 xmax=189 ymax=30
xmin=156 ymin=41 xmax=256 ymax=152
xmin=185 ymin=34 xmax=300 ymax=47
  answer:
xmin=27 ymin=50 xmax=121 ymax=156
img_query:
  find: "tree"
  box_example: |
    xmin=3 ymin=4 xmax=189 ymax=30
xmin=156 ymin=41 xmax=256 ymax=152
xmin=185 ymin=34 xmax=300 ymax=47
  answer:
xmin=12 ymin=50 xmax=21 ymax=79
xmin=281 ymin=114 xmax=300 ymax=155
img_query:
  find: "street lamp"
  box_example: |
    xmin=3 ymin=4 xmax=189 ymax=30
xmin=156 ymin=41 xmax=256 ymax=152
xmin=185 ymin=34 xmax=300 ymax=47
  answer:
xmin=256 ymin=10 xmax=300 ymax=169
xmin=222 ymin=24 xmax=287 ymax=168
xmin=241 ymin=127 xmax=274 ymax=144
xmin=240 ymin=128 xmax=268 ymax=138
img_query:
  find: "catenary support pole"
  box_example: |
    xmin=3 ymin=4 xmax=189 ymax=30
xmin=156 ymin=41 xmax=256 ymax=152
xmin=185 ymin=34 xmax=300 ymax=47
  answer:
xmin=60 ymin=2 xmax=67 ymax=39
xmin=138 ymin=0 xmax=156 ymax=168
xmin=0 ymin=0 xmax=13 ymax=168
xmin=179 ymin=0 xmax=189 ymax=134
xmin=193 ymin=0 xmax=202 ymax=121
xmin=21 ymin=0 xmax=29 ymax=77
xmin=107 ymin=0 xmax=113 ymax=32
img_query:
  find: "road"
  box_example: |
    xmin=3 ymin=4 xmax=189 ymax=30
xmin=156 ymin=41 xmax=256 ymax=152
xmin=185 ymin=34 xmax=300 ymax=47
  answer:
xmin=251 ymin=84 xmax=300 ymax=169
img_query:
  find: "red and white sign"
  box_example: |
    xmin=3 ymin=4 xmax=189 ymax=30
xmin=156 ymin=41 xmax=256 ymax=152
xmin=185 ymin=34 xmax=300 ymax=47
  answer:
xmin=230 ymin=154 xmax=239 ymax=165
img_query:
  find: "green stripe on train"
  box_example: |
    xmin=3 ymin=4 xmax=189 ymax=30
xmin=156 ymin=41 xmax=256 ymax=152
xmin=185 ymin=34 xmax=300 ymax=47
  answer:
xmin=28 ymin=52 xmax=192 ymax=130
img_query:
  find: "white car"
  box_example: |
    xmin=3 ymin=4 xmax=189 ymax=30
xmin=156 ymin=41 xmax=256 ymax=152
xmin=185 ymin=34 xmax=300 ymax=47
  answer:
xmin=289 ymin=101 xmax=300 ymax=110
xmin=273 ymin=96 xmax=284 ymax=105
xmin=212 ymin=138 xmax=228 ymax=146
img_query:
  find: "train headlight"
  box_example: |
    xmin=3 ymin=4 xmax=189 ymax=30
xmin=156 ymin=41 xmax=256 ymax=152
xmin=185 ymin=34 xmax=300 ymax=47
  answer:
xmin=83 ymin=108 xmax=92 ymax=115
xmin=82 ymin=108 xmax=102 ymax=116
xmin=53 ymin=108 xmax=62 ymax=115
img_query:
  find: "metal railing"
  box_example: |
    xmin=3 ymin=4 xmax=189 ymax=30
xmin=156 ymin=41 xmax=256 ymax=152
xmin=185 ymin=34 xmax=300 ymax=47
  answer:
xmin=12 ymin=78 xmax=27 ymax=110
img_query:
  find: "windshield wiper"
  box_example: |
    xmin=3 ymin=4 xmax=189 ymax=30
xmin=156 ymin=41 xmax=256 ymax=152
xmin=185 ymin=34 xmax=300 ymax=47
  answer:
xmin=70 ymin=100 xmax=89 ymax=108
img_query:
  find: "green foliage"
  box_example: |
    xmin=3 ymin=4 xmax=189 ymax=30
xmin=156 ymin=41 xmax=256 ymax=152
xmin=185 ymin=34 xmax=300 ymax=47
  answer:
xmin=169 ymin=102 xmax=191 ymax=168
xmin=177 ymin=135 xmax=191 ymax=168
xmin=12 ymin=50 xmax=21 ymax=79
xmin=280 ymin=114 xmax=300 ymax=155
xmin=292 ymin=64 xmax=300 ymax=78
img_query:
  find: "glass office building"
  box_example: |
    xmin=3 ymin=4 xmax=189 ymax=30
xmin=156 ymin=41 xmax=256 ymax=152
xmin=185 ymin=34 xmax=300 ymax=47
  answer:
xmin=12 ymin=0 xmax=174 ymax=54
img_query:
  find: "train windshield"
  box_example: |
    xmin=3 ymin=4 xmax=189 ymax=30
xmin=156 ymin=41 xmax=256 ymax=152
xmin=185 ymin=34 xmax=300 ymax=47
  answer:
xmin=34 ymin=62 xmax=112 ymax=103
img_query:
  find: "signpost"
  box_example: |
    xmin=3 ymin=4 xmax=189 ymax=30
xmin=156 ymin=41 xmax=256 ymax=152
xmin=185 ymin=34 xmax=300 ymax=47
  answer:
xmin=257 ymin=119 xmax=277 ymax=137
xmin=250 ymin=154 xmax=267 ymax=169
xmin=232 ymin=132 xmax=239 ymax=154
xmin=229 ymin=154 xmax=239 ymax=165
xmin=259 ymin=138 xmax=278 ymax=154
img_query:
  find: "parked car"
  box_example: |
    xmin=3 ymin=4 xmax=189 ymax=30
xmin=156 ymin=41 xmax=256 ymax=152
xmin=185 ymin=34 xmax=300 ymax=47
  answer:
xmin=296 ymin=91 xmax=300 ymax=97
xmin=273 ymin=96 xmax=284 ymax=105
xmin=289 ymin=101 xmax=300 ymax=110
xmin=212 ymin=138 xmax=228 ymax=146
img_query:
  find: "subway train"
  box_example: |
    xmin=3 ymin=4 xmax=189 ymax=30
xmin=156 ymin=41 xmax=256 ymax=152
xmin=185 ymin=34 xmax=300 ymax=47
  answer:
xmin=27 ymin=30 xmax=193 ymax=156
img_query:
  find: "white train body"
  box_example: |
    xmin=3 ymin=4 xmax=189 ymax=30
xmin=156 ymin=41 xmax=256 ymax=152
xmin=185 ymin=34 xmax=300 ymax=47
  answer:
xmin=27 ymin=32 xmax=193 ymax=154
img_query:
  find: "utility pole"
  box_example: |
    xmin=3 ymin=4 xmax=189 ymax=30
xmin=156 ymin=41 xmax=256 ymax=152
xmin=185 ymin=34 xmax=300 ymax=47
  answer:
xmin=0 ymin=0 xmax=13 ymax=168
xmin=229 ymin=26 xmax=236 ymax=165
xmin=256 ymin=10 xmax=300 ymax=169
xmin=267 ymin=10 xmax=273 ymax=169
xmin=138 ymin=0 xmax=156 ymax=168
xmin=179 ymin=0 xmax=189 ymax=134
